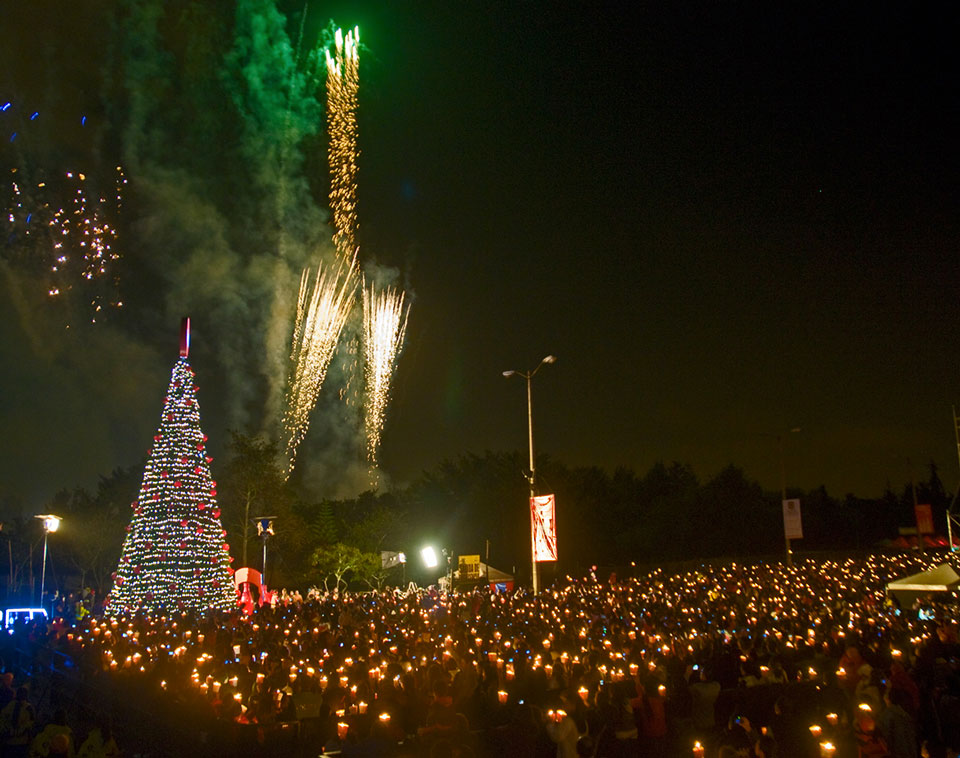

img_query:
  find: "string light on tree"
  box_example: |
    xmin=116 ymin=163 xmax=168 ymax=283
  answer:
xmin=107 ymin=318 xmax=235 ymax=614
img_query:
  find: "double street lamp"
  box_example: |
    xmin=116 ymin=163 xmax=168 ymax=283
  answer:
xmin=253 ymin=516 xmax=276 ymax=588
xmin=503 ymin=355 xmax=556 ymax=595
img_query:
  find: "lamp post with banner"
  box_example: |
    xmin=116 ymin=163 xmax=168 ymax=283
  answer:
xmin=776 ymin=429 xmax=801 ymax=565
xmin=503 ymin=355 xmax=556 ymax=595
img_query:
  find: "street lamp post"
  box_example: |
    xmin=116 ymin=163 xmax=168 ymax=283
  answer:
xmin=772 ymin=429 xmax=801 ymax=566
xmin=503 ymin=355 xmax=556 ymax=595
xmin=35 ymin=514 xmax=62 ymax=610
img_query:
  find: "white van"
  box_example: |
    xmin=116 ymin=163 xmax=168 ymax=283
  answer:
xmin=3 ymin=607 xmax=48 ymax=632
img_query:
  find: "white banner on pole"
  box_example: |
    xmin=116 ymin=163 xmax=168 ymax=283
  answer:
xmin=782 ymin=498 xmax=803 ymax=540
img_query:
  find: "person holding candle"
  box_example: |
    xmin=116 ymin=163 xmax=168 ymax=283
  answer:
xmin=632 ymin=677 xmax=667 ymax=758
xmin=545 ymin=694 xmax=581 ymax=758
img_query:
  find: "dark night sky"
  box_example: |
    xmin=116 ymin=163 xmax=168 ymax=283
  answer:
xmin=1 ymin=2 xmax=959 ymax=507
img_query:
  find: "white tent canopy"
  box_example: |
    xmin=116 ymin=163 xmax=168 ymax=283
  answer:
xmin=886 ymin=562 xmax=960 ymax=605
xmin=478 ymin=562 xmax=514 ymax=583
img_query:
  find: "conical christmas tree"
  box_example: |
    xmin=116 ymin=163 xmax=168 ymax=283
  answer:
xmin=108 ymin=319 xmax=235 ymax=613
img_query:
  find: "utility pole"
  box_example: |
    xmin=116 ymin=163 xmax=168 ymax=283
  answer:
xmin=909 ymin=457 xmax=924 ymax=555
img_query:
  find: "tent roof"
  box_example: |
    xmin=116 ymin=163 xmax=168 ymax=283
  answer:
xmin=478 ymin=562 xmax=513 ymax=583
xmin=887 ymin=563 xmax=960 ymax=592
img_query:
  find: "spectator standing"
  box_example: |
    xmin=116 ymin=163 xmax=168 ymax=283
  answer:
xmin=1 ymin=687 xmax=37 ymax=758
xmin=877 ymin=687 xmax=918 ymax=758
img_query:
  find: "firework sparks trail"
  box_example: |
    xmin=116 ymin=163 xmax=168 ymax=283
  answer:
xmin=283 ymin=256 xmax=358 ymax=474
xmin=323 ymin=26 xmax=364 ymax=408
xmin=325 ymin=26 xmax=359 ymax=263
xmin=362 ymin=279 xmax=410 ymax=471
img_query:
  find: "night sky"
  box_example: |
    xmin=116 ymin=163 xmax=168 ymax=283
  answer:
xmin=1 ymin=2 xmax=958 ymax=508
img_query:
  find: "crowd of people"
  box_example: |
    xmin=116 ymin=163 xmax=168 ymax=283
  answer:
xmin=3 ymin=552 xmax=960 ymax=757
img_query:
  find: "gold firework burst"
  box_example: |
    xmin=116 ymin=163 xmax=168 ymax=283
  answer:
xmin=362 ymin=279 xmax=410 ymax=469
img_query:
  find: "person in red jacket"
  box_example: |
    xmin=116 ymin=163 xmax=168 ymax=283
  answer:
xmin=631 ymin=677 xmax=667 ymax=758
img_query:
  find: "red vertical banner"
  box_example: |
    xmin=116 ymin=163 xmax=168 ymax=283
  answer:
xmin=530 ymin=494 xmax=558 ymax=562
xmin=915 ymin=504 xmax=934 ymax=535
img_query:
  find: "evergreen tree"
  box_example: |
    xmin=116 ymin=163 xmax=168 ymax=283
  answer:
xmin=107 ymin=326 xmax=234 ymax=613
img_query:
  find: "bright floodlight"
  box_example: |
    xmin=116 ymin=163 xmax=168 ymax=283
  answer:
xmin=421 ymin=546 xmax=438 ymax=568
xmin=35 ymin=514 xmax=62 ymax=533
xmin=542 ymin=355 xmax=557 ymax=364
xmin=502 ymin=370 xmax=516 ymax=378
xmin=398 ymin=552 xmax=407 ymax=564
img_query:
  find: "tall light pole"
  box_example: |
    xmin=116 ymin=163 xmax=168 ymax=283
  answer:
xmin=34 ymin=514 xmax=61 ymax=610
xmin=772 ymin=429 xmax=801 ymax=566
xmin=503 ymin=354 xmax=556 ymax=595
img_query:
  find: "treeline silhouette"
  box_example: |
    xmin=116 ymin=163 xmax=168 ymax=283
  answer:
xmin=385 ymin=452 xmax=951 ymax=578
xmin=2 ymin=446 xmax=951 ymax=598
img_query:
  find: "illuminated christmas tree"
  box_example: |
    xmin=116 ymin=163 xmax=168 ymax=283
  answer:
xmin=107 ymin=319 xmax=235 ymax=613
